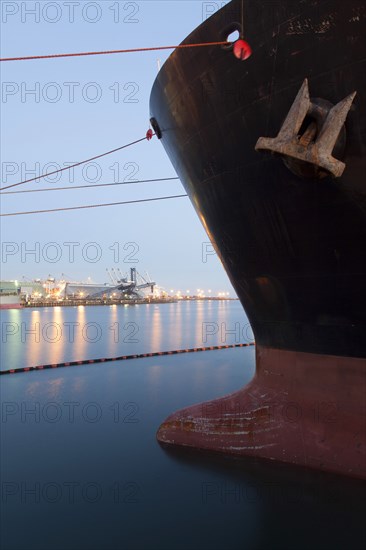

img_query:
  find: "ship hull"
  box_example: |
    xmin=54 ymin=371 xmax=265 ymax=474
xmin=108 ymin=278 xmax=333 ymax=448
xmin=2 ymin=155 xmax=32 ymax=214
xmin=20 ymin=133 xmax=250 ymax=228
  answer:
xmin=0 ymin=296 xmax=22 ymax=310
xmin=158 ymin=346 xmax=366 ymax=478
xmin=150 ymin=0 xmax=366 ymax=477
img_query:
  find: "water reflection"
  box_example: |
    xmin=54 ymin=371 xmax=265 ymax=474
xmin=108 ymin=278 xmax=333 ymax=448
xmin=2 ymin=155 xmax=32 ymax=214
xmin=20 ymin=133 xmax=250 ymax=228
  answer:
xmin=169 ymin=302 xmax=183 ymax=349
xmin=74 ymin=305 xmax=87 ymax=361
xmin=2 ymin=346 xmax=364 ymax=550
xmin=1 ymin=301 xmax=250 ymax=371
xmin=24 ymin=309 xmax=41 ymax=367
xmin=25 ymin=381 xmax=41 ymax=397
xmin=1 ymin=309 xmax=22 ymax=370
xmin=72 ymin=376 xmax=87 ymax=394
xmin=107 ymin=304 xmax=119 ymax=357
xmin=46 ymin=377 xmax=65 ymax=399
xmin=161 ymin=445 xmax=366 ymax=550
xmin=150 ymin=306 xmax=162 ymax=351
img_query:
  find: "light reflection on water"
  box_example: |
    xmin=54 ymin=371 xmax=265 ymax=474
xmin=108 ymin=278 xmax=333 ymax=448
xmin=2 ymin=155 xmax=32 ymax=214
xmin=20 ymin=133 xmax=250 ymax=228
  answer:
xmin=150 ymin=305 xmax=162 ymax=351
xmin=1 ymin=300 xmax=251 ymax=370
xmin=74 ymin=305 xmax=87 ymax=363
xmin=1 ymin=302 xmax=365 ymax=550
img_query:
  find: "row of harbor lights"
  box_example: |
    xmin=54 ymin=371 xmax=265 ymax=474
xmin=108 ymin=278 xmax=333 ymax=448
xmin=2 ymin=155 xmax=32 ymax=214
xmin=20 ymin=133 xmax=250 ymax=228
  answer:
xmin=168 ymin=289 xmax=230 ymax=298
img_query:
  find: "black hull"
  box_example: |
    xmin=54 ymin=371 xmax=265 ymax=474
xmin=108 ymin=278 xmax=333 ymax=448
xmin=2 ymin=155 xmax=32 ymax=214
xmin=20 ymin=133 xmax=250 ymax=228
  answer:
xmin=150 ymin=0 xmax=366 ymax=359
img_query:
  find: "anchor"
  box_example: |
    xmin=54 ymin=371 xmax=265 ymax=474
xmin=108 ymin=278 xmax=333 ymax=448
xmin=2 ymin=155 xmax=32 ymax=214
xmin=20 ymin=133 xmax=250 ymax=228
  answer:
xmin=255 ymin=79 xmax=356 ymax=178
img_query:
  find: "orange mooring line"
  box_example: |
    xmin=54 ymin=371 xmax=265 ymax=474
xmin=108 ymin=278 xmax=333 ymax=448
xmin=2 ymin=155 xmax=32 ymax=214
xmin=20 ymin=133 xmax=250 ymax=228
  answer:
xmin=0 ymin=41 xmax=229 ymax=62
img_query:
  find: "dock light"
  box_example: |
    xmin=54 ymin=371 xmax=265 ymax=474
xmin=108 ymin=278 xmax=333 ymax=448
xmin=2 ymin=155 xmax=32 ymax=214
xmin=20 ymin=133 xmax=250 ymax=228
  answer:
xmin=233 ymin=39 xmax=252 ymax=60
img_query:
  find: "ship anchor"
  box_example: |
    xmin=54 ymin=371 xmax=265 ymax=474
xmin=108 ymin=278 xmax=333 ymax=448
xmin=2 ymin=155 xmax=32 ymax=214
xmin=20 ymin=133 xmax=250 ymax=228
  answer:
xmin=255 ymin=79 xmax=356 ymax=178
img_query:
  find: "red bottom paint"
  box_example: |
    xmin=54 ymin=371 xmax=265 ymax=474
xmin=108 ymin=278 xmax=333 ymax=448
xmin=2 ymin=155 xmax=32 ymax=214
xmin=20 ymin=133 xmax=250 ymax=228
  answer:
xmin=157 ymin=346 xmax=366 ymax=479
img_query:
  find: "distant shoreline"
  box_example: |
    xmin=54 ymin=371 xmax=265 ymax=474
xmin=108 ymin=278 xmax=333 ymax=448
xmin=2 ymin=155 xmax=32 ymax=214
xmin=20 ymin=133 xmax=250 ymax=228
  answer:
xmin=21 ymin=297 xmax=238 ymax=308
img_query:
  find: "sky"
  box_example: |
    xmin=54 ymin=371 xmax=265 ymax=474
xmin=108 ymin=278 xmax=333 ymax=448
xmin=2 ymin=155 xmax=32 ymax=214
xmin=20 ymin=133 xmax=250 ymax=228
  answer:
xmin=0 ymin=0 xmax=235 ymax=295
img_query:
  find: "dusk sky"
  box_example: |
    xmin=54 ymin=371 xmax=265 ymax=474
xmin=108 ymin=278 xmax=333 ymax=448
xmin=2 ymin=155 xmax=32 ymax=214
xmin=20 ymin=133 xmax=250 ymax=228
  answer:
xmin=1 ymin=0 xmax=235 ymax=295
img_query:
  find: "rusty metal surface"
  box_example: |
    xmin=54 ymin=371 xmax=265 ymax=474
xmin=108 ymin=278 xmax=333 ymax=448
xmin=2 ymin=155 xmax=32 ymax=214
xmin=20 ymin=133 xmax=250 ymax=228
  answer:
xmin=255 ymin=79 xmax=356 ymax=178
xmin=157 ymin=346 xmax=366 ymax=479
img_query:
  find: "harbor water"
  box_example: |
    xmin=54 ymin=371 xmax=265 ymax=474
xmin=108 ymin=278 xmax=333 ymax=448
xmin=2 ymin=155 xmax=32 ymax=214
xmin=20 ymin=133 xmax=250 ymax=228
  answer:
xmin=1 ymin=301 xmax=365 ymax=550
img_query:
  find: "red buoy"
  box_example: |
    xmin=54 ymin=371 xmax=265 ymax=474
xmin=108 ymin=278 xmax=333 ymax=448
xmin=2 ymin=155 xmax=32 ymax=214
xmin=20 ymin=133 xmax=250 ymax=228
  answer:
xmin=146 ymin=128 xmax=153 ymax=140
xmin=233 ymin=39 xmax=252 ymax=60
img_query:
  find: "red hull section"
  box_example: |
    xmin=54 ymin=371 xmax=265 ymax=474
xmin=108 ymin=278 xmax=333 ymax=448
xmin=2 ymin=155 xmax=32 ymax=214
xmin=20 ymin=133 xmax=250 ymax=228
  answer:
xmin=157 ymin=347 xmax=366 ymax=478
xmin=0 ymin=304 xmax=23 ymax=310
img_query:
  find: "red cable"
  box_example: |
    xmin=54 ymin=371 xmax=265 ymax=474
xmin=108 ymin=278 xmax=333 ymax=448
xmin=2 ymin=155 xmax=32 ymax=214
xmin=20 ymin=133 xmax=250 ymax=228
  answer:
xmin=0 ymin=136 xmax=149 ymax=191
xmin=0 ymin=41 xmax=229 ymax=62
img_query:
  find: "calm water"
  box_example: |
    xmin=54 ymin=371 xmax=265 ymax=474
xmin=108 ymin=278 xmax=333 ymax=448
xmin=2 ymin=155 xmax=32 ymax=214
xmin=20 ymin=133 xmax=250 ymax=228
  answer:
xmin=0 ymin=300 xmax=253 ymax=370
xmin=1 ymin=301 xmax=365 ymax=550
